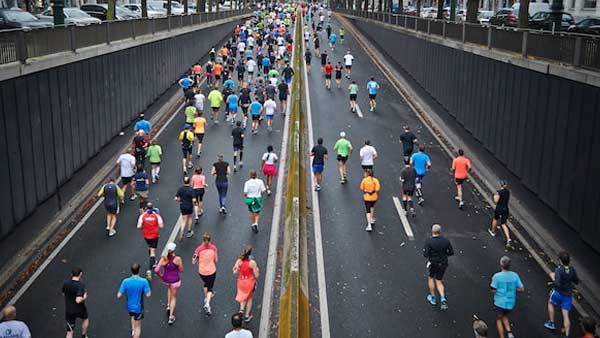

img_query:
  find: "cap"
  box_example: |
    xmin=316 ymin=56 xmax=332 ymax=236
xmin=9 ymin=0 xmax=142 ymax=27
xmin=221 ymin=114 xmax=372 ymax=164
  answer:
xmin=166 ymin=242 xmax=176 ymax=252
xmin=184 ymin=123 xmax=191 ymax=129
xmin=340 ymin=131 xmax=346 ymax=138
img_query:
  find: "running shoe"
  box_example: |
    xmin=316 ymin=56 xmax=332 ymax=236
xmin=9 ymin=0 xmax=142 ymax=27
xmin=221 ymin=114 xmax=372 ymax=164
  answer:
xmin=108 ymin=229 xmax=117 ymax=237
xmin=146 ymin=270 xmax=152 ymax=281
xmin=166 ymin=306 xmax=170 ymax=318
xmin=487 ymin=229 xmax=496 ymax=237
xmin=440 ymin=298 xmax=448 ymax=310
xmin=244 ymin=315 xmax=253 ymax=323
xmin=267 ymin=189 xmax=272 ymax=195
xmin=454 ymin=196 xmax=460 ymax=201
xmin=239 ymin=161 xmax=243 ymax=168
xmin=130 ymin=195 xmax=137 ymax=201
xmin=365 ymin=224 xmax=372 ymax=232
xmin=458 ymin=201 xmax=464 ymax=209
xmin=543 ymin=321 xmax=556 ymax=331
xmin=417 ymin=197 xmax=424 ymax=205
xmin=205 ymin=303 xmax=212 ymax=316
xmin=315 ymin=184 xmax=321 ymax=192
xmin=252 ymin=224 xmax=259 ymax=233
xmin=168 ymin=316 xmax=176 ymax=325
xmin=187 ymin=162 xmax=193 ymax=169
xmin=506 ymin=333 xmax=515 ymax=338
xmin=186 ymin=230 xmax=195 ymax=238
xmin=410 ymin=208 xmax=416 ymax=217
xmin=427 ymin=295 xmax=437 ymax=305
xmin=506 ymin=239 xmax=513 ymax=248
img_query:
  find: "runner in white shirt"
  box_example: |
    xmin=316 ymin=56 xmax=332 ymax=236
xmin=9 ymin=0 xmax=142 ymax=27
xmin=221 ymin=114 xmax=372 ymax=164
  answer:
xmin=0 ymin=306 xmax=31 ymax=338
xmin=343 ymin=51 xmax=354 ymax=79
xmin=263 ymin=98 xmax=277 ymax=131
xmin=359 ymin=140 xmax=378 ymax=171
xmin=117 ymin=149 xmax=137 ymax=200
xmin=246 ymin=59 xmax=257 ymax=82
xmin=194 ymin=91 xmax=205 ymax=113
xmin=261 ymin=145 xmax=278 ymax=195
xmin=247 ymin=36 xmax=255 ymax=49
xmin=237 ymin=41 xmax=246 ymax=57
xmin=225 ymin=313 xmax=254 ymax=338
xmin=243 ymin=170 xmax=266 ymax=233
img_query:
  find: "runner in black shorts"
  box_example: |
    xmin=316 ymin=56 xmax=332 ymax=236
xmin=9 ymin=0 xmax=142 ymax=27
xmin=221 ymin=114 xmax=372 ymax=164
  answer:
xmin=488 ymin=180 xmax=512 ymax=248
xmin=304 ymin=49 xmax=312 ymax=73
xmin=334 ymin=62 xmax=343 ymax=88
xmin=62 ymin=267 xmax=89 ymax=338
xmin=176 ymin=177 xmax=196 ymax=240
xmin=423 ymin=224 xmax=453 ymax=310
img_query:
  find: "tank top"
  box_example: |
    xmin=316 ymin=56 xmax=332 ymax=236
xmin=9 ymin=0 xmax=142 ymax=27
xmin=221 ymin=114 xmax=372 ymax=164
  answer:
xmin=238 ymin=259 xmax=255 ymax=280
xmin=103 ymin=183 xmax=118 ymax=205
xmin=162 ymin=256 xmax=180 ymax=283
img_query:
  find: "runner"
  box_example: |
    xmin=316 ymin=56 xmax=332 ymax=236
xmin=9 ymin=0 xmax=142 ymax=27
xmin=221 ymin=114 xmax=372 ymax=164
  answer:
xmin=261 ymin=145 xmax=278 ymax=195
xmin=154 ymin=243 xmax=183 ymax=325
xmin=133 ymin=165 xmax=150 ymax=214
xmin=333 ymin=131 xmax=352 ymax=184
xmin=488 ymin=180 xmax=513 ymax=248
xmin=0 ymin=305 xmax=31 ymax=338
xmin=343 ymin=50 xmax=354 ymax=79
xmin=213 ymin=62 xmax=224 ymax=85
xmin=132 ymin=130 xmax=148 ymax=167
xmin=544 ymin=251 xmax=579 ymax=337
xmin=324 ymin=61 xmax=333 ymax=90
xmin=400 ymin=125 xmax=418 ymax=160
xmin=212 ymin=154 xmax=231 ymax=214
xmin=208 ymin=86 xmax=223 ymax=123
xmin=359 ymin=140 xmax=378 ymax=172
xmin=490 ymin=256 xmax=525 ymax=338
xmin=304 ymin=48 xmax=312 ymax=74
xmin=133 ymin=113 xmax=151 ymax=136
xmin=282 ymin=62 xmax=294 ymax=85
xmin=243 ymin=170 xmax=267 ymax=233
xmin=225 ymin=313 xmax=253 ymax=338
xmin=117 ymin=263 xmax=151 ymax=338
xmin=423 ymin=224 xmax=454 ymax=310
xmin=314 ymin=33 xmax=320 ymax=57
xmin=117 ymin=148 xmax=136 ymax=201
xmin=175 ymin=177 xmax=196 ymax=240
xmin=97 ymin=178 xmax=124 ymax=237
xmin=320 ymin=49 xmax=328 ymax=72
xmin=193 ymin=111 xmax=207 ymax=158
xmin=246 ymin=58 xmax=257 ymax=83
xmin=205 ymin=61 xmax=214 ymax=87
xmin=62 ymin=267 xmax=89 ymax=338
xmin=191 ymin=167 xmax=207 ymax=222
xmin=178 ymin=124 xmax=194 ymax=175
xmin=329 ymin=32 xmax=337 ymax=51
xmin=263 ymin=97 xmax=277 ymax=132
xmin=360 ymin=169 xmax=380 ymax=232
xmin=178 ymin=75 xmax=193 ymax=95
xmin=233 ymin=245 xmax=260 ymax=322
xmin=366 ymin=77 xmax=380 ymax=111
xmin=192 ymin=233 xmax=218 ymax=316
xmin=261 ymin=54 xmax=271 ymax=80
xmin=311 ymin=137 xmax=328 ymax=192
xmin=208 ymin=46 xmax=216 ymax=62
xmin=232 ymin=121 xmax=245 ymax=171
xmin=236 ymin=59 xmax=246 ymax=87
xmin=326 ymin=22 xmax=332 ymax=38
xmin=239 ymin=84 xmax=252 ymax=129
xmin=192 ymin=62 xmax=202 ymax=85
xmin=400 ymin=159 xmax=417 ymax=217
xmin=580 ymin=317 xmax=597 ymax=338
xmin=339 ymin=26 xmax=345 ymax=44
xmin=249 ymin=96 xmax=263 ymax=134
xmin=137 ymin=202 xmax=163 ymax=280
xmin=334 ymin=62 xmax=343 ymax=88
xmin=410 ymin=146 xmax=432 ymax=205
xmin=227 ymin=90 xmax=239 ymax=125
xmin=278 ymin=79 xmax=289 ymax=114
xmin=348 ymin=80 xmax=358 ymax=113
xmin=451 ymin=149 xmax=471 ymax=209
xmin=147 ymin=140 xmax=162 ymax=184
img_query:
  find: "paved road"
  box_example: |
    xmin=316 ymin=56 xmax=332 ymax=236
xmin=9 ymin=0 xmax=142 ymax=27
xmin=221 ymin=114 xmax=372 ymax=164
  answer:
xmin=305 ymin=15 xmax=582 ymax=338
xmin=11 ymin=59 xmax=288 ymax=338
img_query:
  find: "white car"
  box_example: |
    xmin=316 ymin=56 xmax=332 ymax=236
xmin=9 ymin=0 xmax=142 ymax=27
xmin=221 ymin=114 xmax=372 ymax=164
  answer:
xmin=122 ymin=3 xmax=167 ymax=18
xmin=37 ymin=7 xmax=101 ymax=26
xmin=478 ymin=10 xmax=494 ymax=24
xmin=147 ymin=0 xmax=184 ymax=15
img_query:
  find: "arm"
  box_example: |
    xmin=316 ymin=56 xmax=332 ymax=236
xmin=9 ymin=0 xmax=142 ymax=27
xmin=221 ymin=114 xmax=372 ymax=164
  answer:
xmin=423 ymin=241 xmax=431 ymax=259
xmin=136 ymin=214 xmax=144 ymax=229
xmin=251 ymin=260 xmax=260 ymax=279
xmin=97 ymin=186 xmax=105 ymax=197
xmin=446 ymin=241 xmax=454 ymax=257
xmin=211 ymin=166 xmax=217 ymax=176
xmin=227 ymin=166 xmax=232 ymax=176
xmin=493 ymin=193 xmax=500 ymax=204
xmin=176 ymin=256 xmax=184 ymax=272
xmin=157 ymin=214 xmax=164 ymax=229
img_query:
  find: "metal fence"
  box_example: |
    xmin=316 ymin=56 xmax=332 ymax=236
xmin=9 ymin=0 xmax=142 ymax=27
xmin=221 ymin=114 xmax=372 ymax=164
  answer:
xmin=0 ymin=9 xmax=249 ymax=65
xmin=338 ymin=9 xmax=600 ymax=71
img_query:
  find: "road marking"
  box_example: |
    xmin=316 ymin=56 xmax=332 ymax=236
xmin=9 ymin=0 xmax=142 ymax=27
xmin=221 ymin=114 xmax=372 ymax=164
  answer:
xmin=160 ymin=216 xmax=184 ymax=257
xmin=6 ymin=198 xmax=104 ymax=307
xmin=392 ymin=196 xmax=415 ymax=240
xmin=355 ymin=104 xmax=364 ymax=118
xmin=258 ymin=23 xmax=297 ymax=338
xmin=303 ymin=25 xmax=332 ymax=338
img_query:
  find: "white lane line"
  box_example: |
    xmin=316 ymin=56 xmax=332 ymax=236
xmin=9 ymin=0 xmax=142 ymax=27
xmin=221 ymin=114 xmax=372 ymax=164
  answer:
xmin=303 ymin=25 xmax=332 ymax=338
xmin=392 ymin=196 xmax=415 ymax=241
xmin=355 ymin=104 xmax=364 ymax=118
xmin=160 ymin=216 xmax=184 ymax=257
xmin=6 ymin=198 xmax=104 ymax=306
xmin=258 ymin=23 xmax=297 ymax=338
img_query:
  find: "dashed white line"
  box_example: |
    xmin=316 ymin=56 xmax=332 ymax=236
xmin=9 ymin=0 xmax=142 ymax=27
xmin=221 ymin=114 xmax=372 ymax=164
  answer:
xmin=355 ymin=104 xmax=364 ymax=118
xmin=160 ymin=215 xmax=184 ymax=257
xmin=393 ymin=196 xmax=415 ymax=240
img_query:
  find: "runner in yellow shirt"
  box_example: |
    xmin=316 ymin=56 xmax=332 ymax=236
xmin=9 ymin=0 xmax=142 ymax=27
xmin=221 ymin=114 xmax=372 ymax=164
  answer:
xmin=193 ymin=112 xmax=208 ymax=158
xmin=179 ymin=124 xmax=195 ymax=174
xmin=207 ymin=87 xmax=223 ymax=124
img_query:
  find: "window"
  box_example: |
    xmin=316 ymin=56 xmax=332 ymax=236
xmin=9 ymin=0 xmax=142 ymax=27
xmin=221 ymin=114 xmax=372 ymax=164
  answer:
xmin=583 ymin=0 xmax=597 ymax=8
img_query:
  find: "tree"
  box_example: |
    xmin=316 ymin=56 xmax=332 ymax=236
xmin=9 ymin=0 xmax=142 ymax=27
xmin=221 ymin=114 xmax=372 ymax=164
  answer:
xmin=436 ymin=0 xmax=444 ymax=19
xmin=416 ymin=0 xmax=421 ymax=17
xmin=184 ymin=0 xmax=188 ymax=14
xmin=386 ymin=0 xmax=393 ymax=12
xmin=466 ymin=0 xmax=478 ymax=23
xmin=518 ymin=0 xmax=529 ymax=28
xmin=141 ymin=0 xmax=148 ymax=18
xmin=107 ymin=0 xmax=115 ymax=20
xmin=167 ymin=0 xmax=172 ymax=15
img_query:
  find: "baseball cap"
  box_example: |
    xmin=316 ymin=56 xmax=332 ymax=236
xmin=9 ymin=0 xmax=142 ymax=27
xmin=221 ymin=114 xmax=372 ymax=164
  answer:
xmin=340 ymin=131 xmax=346 ymax=137
xmin=166 ymin=242 xmax=176 ymax=252
xmin=184 ymin=123 xmax=191 ymax=129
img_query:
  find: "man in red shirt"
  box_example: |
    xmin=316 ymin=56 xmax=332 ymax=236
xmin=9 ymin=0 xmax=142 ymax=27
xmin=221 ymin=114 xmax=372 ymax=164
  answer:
xmin=324 ymin=61 xmax=333 ymax=90
xmin=137 ymin=202 xmax=164 ymax=280
xmin=451 ymin=149 xmax=471 ymax=209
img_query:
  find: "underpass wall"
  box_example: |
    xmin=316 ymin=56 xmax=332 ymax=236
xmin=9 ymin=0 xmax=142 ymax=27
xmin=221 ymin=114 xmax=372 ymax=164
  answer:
xmin=0 ymin=20 xmax=239 ymax=238
xmin=348 ymin=18 xmax=600 ymax=253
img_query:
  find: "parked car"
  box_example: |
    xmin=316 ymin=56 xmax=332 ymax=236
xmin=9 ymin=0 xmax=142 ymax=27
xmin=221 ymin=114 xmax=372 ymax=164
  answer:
xmin=567 ymin=17 xmax=600 ymax=34
xmin=511 ymin=2 xmax=550 ymax=17
xmin=122 ymin=3 xmax=167 ymax=17
xmin=148 ymin=0 xmax=185 ymax=14
xmin=456 ymin=8 xmax=466 ymax=21
xmin=0 ymin=8 xmax=53 ymax=30
xmin=478 ymin=10 xmax=494 ymax=24
xmin=528 ymin=11 xmax=575 ymax=31
xmin=37 ymin=7 xmax=101 ymax=26
xmin=80 ymin=4 xmax=139 ymax=20
xmin=489 ymin=8 xmax=517 ymax=26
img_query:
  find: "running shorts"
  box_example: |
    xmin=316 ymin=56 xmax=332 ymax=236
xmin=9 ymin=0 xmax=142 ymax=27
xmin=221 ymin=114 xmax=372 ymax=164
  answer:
xmin=349 ymin=94 xmax=357 ymax=101
xmin=266 ymin=114 xmax=274 ymax=120
xmin=337 ymin=155 xmax=348 ymax=163
xmin=136 ymin=190 xmax=149 ymax=200
xmin=121 ymin=176 xmax=133 ymax=185
xmin=145 ymin=237 xmax=159 ymax=249
xmin=361 ymin=164 xmax=373 ymax=170
xmin=325 ymin=73 xmax=332 ymax=79
xmin=129 ymin=312 xmax=144 ymax=321
xmin=416 ymin=174 xmax=426 ymax=184
xmin=494 ymin=305 xmax=512 ymax=317
xmin=200 ymin=273 xmax=217 ymax=292
xmin=549 ymin=289 xmax=573 ymax=311
xmin=364 ymin=200 xmax=377 ymax=213
xmin=428 ymin=262 xmax=448 ymax=280
xmin=228 ymin=106 xmax=237 ymax=113
xmin=494 ymin=208 xmax=509 ymax=224
xmin=454 ymin=178 xmax=466 ymax=185
xmin=196 ymin=133 xmax=205 ymax=142
xmin=335 ymin=72 xmax=342 ymax=79
xmin=402 ymin=188 xmax=414 ymax=196
xmin=279 ymin=94 xmax=288 ymax=101
xmin=233 ymin=144 xmax=244 ymax=151
xmin=252 ymin=114 xmax=261 ymax=121
xmin=369 ymin=93 xmax=377 ymax=100
xmin=65 ymin=308 xmax=88 ymax=331
xmin=182 ymin=146 xmax=192 ymax=158
xmin=312 ymin=164 xmax=324 ymax=173
xmin=403 ymin=147 xmax=414 ymax=157
xmin=180 ymin=206 xmax=193 ymax=216
xmin=150 ymin=162 xmax=161 ymax=166
xmin=105 ymin=202 xmax=119 ymax=215
xmin=194 ymin=188 xmax=205 ymax=202
xmin=345 ymin=65 xmax=352 ymax=70
xmin=263 ymin=163 xmax=277 ymax=176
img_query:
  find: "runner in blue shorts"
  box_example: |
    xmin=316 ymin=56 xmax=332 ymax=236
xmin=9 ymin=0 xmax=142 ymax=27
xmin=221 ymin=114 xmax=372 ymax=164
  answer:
xmin=544 ymin=251 xmax=579 ymax=337
xmin=310 ymin=137 xmax=328 ymax=192
xmin=410 ymin=146 xmax=431 ymax=205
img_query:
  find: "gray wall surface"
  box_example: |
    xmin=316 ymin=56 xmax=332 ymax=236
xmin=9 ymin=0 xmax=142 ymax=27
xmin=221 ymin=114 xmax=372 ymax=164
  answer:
xmin=349 ymin=18 xmax=600 ymax=253
xmin=0 ymin=21 xmax=238 ymax=237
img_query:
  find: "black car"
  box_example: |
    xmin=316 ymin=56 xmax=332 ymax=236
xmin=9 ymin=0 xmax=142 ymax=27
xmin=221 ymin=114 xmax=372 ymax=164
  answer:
xmin=528 ymin=11 xmax=575 ymax=31
xmin=567 ymin=18 xmax=600 ymax=34
xmin=489 ymin=8 xmax=517 ymax=27
xmin=0 ymin=8 xmax=53 ymax=30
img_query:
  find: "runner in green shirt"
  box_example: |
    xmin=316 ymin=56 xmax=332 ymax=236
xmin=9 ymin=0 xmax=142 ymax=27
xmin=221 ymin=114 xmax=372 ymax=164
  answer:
xmin=207 ymin=86 xmax=223 ymax=123
xmin=184 ymin=103 xmax=197 ymax=124
xmin=339 ymin=27 xmax=345 ymax=44
xmin=333 ymin=131 xmax=353 ymax=184
xmin=348 ymin=80 xmax=358 ymax=113
xmin=147 ymin=140 xmax=162 ymax=183
xmin=268 ymin=69 xmax=280 ymax=80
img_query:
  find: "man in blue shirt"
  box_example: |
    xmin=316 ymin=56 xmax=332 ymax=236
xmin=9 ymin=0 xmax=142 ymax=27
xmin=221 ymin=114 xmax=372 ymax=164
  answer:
xmin=410 ymin=146 xmax=431 ymax=205
xmin=490 ymin=256 xmax=524 ymax=338
xmin=133 ymin=166 xmax=149 ymax=213
xmin=223 ymin=77 xmax=236 ymax=91
xmin=117 ymin=263 xmax=151 ymax=338
xmin=249 ymin=98 xmax=263 ymax=134
xmin=227 ymin=92 xmax=239 ymax=125
xmin=366 ymin=77 xmax=380 ymax=111
xmin=329 ymin=33 xmax=337 ymax=51
xmin=133 ymin=114 xmax=151 ymax=136
xmin=544 ymin=251 xmax=579 ymax=336
xmin=178 ymin=76 xmax=193 ymax=94
xmin=262 ymin=56 xmax=271 ymax=78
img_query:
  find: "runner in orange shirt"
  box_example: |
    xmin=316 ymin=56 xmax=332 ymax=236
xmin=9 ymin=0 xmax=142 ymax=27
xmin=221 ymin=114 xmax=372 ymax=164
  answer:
xmin=360 ymin=169 xmax=380 ymax=232
xmin=451 ymin=149 xmax=471 ymax=209
xmin=213 ymin=63 xmax=224 ymax=85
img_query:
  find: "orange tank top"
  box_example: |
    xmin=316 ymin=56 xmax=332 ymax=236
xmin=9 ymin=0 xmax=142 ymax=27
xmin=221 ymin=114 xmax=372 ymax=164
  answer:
xmin=238 ymin=259 xmax=254 ymax=280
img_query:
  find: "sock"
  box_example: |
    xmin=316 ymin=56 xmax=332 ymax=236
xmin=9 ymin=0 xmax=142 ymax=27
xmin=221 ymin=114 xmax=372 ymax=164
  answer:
xmin=402 ymin=200 xmax=407 ymax=210
xmin=156 ymin=167 xmax=160 ymax=176
xmin=441 ymin=296 xmax=446 ymax=302
xmin=149 ymin=256 xmax=156 ymax=270
xmin=416 ymin=188 xmax=423 ymax=198
xmin=239 ymin=151 xmax=244 ymax=162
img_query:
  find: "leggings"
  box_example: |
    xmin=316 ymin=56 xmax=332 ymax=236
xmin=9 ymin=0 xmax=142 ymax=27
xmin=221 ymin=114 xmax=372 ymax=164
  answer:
xmin=216 ymin=181 xmax=228 ymax=208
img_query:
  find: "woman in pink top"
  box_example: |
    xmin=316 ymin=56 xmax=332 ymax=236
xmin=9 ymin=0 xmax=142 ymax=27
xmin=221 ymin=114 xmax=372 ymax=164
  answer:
xmin=154 ymin=242 xmax=184 ymax=325
xmin=232 ymin=245 xmax=260 ymax=323
xmin=192 ymin=233 xmax=218 ymax=316
xmin=192 ymin=166 xmax=207 ymax=222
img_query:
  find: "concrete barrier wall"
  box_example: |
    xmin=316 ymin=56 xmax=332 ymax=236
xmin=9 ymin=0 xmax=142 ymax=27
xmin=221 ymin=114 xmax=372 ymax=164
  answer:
xmin=0 ymin=20 xmax=239 ymax=237
xmin=348 ymin=18 xmax=600 ymax=253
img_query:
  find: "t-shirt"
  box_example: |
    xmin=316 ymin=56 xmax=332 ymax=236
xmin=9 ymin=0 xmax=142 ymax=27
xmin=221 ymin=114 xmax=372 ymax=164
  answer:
xmin=194 ymin=93 xmax=205 ymax=111
xmin=224 ymin=79 xmax=236 ymax=90
xmin=349 ymin=84 xmax=358 ymax=94
xmin=282 ymin=67 xmax=294 ymax=79
xmin=262 ymin=57 xmax=271 ymax=67
xmin=0 ymin=320 xmax=31 ymax=338
xmin=359 ymin=145 xmax=377 ymax=166
xmin=246 ymin=59 xmax=257 ymax=72
xmin=343 ymin=54 xmax=354 ymax=66
xmin=311 ymin=145 xmax=328 ymax=165
xmin=179 ymin=130 xmax=194 ymax=148
xmin=321 ymin=53 xmax=328 ymax=64
xmin=195 ymin=244 xmax=218 ymax=276
xmin=410 ymin=152 xmax=431 ymax=175
xmin=213 ymin=63 xmax=223 ymax=76
xmin=118 ymin=276 xmax=151 ymax=314
xmin=98 ymin=183 xmax=123 ymax=205
xmin=225 ymin=329 xmax=254 ymax=338
xmin=118 ymin=153 xmax=136 ymax=178
xmin=264 ymin=99 xmax=276 ymax=116
xmin=193 ymin=117 xmax=207 ymax=134
xmin=334 ymin=138 xmax=352 ymax=157
xmin=262 ymin=152 xmax=278 ymax=165
xmin=324 ymin=64 xmax=333 ymax=75
xmin=180 ymin=77 xmax=192 ymax=89
xmin=329 ymin=33 xmax=337 ymax=43
xmin=491 ymin=271 xmax=524 ymax=310
xmin=176 ymin=185 xmax=195 ymax=209
xmin=228 ymin=94 xmax=239 ymax=109
xmin=146 ymin=145 xmax=162 ymax=164
xmin=193 ymin=64 xmax=202 ymax=74
xmin=400 ymin=166 xmax=417 ymax=191
xmin=208 ymin=90 xmax=223 ymax=108
xmin=278 ymin=83 xmax=288 ymax=99
xmin=400 ymin=131 xmax=416 ymax=150
xmin=250 ymin=101 xmax=262 ymax=116
xmin=423 ymin=236 xmax=454 ymax=265
xmin=496 ymin=188 xmax=510 ymax=210
xmin=553 ymin=265 xmax=579 ymax=296
xmin=134 ymin=172 xmax=148 ymax=191
xmin=360 ymin=176 xmax=380 ymax=201
xmin=232 ymin=127 xmax=244 ymax=146
xmin=62 ymin=279 xmax=86 ymax=314
xmin=244 ymin=178 xmax=266 ymax=198
xmin=213 ymin=161 xmax=229 ymax=183
xmin=367 ymin=81 xmax=379 ymax=95
xmin=184 ymin=106 xmax=197 ymax=123
xmin=452 ymin=156 xmax=471 ymax=179
xmin=134 ymin=120 xmax=151 ymax=135
xmin=191 ymin=174 xmax=206 ymax=189
xmin=137 ymin=211 xmax=163 ymax=239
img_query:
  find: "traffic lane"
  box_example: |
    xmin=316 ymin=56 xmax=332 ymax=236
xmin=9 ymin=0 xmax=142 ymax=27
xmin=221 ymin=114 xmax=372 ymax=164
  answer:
xmin=13 ymin=95 xmax=286 ymax=337
xmin=307 ymin=18 xmax=569 ymax=337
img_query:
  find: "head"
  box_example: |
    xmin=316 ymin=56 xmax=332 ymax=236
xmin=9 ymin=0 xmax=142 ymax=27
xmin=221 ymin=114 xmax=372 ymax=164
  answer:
xmin=139 ymin=113 xmax=145 ymax=121
xmin=131 ymin=263 xmax=141 ymax=275
xmin=236 ymin=121 xmax=242 ymax=127
xmin=184 ymin=123 xmax=191 ymax=130
xmin=498 ymin=180 xmax=508 ymax=189
xmin=239 ymin=245 xmax=253 ymax=260
xmin=419 ymin=145 xmax=425 ymax=153
xmin=317 ymin=137 xmax=323 ymax=145
xmin=217 ymin=153 xmax=224 ymax=162
xmin=2 ymin=305 xmax=17 ymax=321
xmin=203 ymin=232 xmax=212 ymax=244
xmin=183 ymin=176 xmax=190 ymax=185
xmin=370 ymin=77 xmax=375 ymax=81
xmin=267 ymin=145 xmax=274 ymax=153
xmin=249 ymin=169 xmax=257 ymax=179
xmin=136 ymin=165 xmax=144 ymax=173
xmin=231 ymin=312 xmax=244 ymax=329
xmin=581 ymin=316 xmax=597 ymax=334
xmin=404 ymin=125 xmax=410 ymax=132
xmin=458 ymin=149 xmax=464 ymax=156
xmin=166 ymin=242 xmax=176 ymax=256
xmin=431 ymin=224 xmax=442 ymax=236
xmin=558 ymin=251 xmax=570 ymax=266
xmin=351 ymin=80 xmax=356 ymax=85
xmin=151 ymin=139 xmax=158 ymax=146
xmin=71 ymin=267 xmax=83 ymax=279
xmin=195 ymin=166 xmax=203 ymax=175
xmin=146 ymin=202 xmax=154 ymax=212
xmin=500 ymin=256 xmax=511 ymax=271
xmin=404 ymin=158 xmax=410 ymax=166
xmin=340 ymin=131 xmax=346 ymax=138
xmin=364 ymin=169 xmax=374 ymax=177
xmin=364 ymin=140 xmax=371 ymax=146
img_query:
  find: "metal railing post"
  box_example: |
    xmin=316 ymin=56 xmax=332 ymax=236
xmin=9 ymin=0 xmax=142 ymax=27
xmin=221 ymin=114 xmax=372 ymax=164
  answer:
xmin=69 ymin=25 xmax=76 ymax=52
xmin=461 ymin=22 xmax=466 ymax=42
xmin=521 ymin=31 xmax=528 ymax=57
xmin=16 ymin=30 xmax=27 ymax=63
xmin=414 ymin=17 xmax=418 ymax=31
xmin=427 ymin=19 xmax=431 ymax=34
xmin=168 ymin=15 xmax=172 ymax=31
xmin=395 ymin=14 xmax=399 ymax=25
xmin=487 ymin=25 xmax=492 ymax=49
xmin=573 ymin=36 xmax=582 ymax=67
xmin=131 ymin=19 xmax=136 ymax=39
xmin=404 ymin=15 xmax=407 ymax=27
xmin=106 ymin=21 xmax=111 ymax=44
xmin=442 ymin=20 xmax=446 ymax=38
